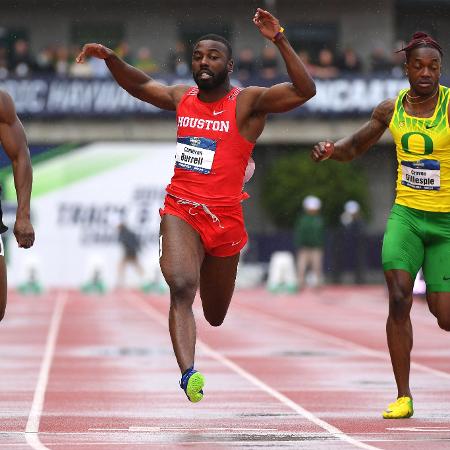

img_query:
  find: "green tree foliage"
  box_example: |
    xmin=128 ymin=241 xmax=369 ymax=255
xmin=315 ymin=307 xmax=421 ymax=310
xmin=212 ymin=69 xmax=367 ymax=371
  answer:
xmin=261 ymin=151 xmax=369 ymax=227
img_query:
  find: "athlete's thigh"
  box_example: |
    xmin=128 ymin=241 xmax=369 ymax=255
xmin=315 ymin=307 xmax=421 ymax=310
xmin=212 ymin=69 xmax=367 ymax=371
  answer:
xmin=199 ymin=252 xmax=240 ymax=321
xmin=422 ymin=219 xmax=450 ymax=293
xmin=423 ymin=225 xmax=450 ymax=320
xmin=159 ymin=214 xmax=204 ymax=284
xmin=0 ymin=256 xmax=7 ymax=320
xmin=382 ymin=206 xmax=424 ymax=279
xmin=426 ymin=292 xmax=450 ymax=324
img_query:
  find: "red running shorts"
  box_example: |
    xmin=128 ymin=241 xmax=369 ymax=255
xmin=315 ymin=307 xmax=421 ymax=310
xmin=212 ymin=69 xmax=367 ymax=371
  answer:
xmin=160 ymin=194 xmax=248 ymax=257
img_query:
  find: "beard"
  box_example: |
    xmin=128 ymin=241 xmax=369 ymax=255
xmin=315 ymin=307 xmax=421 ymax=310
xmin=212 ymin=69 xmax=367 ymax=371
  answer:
xmin=193 ymin=67 xmax=229 ymax=90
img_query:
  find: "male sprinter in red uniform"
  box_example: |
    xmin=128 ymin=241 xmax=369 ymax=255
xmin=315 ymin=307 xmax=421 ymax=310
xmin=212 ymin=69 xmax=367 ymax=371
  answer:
xmin=77 ymin=8 xmax=315 ymax=403
xmin=0 ymin=89 xmax=35 ymax=319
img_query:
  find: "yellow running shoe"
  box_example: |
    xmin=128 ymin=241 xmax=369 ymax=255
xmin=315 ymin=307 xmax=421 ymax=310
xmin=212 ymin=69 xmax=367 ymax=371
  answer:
xmin=180 ymin=367 xmax=205 ymax=403
xmin=382 ymin=396 xmax=413 ymax=419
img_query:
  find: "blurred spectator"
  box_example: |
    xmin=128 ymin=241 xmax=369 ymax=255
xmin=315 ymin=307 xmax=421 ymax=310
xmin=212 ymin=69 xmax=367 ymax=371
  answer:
xmin=167 ymin=40 xmax=189 ymax=76
xmin=297 ymin=49 xmax=319 ymax=78
xmin=260 ymin=46 xmax=279 ymax=80
xmin=11 ymin=39 xmax=36 ymax=77
xmin=36 ymin=46 xmax=55 ymax=74
xmin=134 ymin=47 xmax=159 ymax=74
xmin=315 ymin=48 xmax=339 ymax=79
xmin=236 ymin=47 xmax=256 ymax=81
xmin=117 ymin=222 xmax=145 ymax=289
xmin=54 ymin=45 xmax=70 ymax=76
xmin=293 ymin=195 xmax=325 ymax=289
xmin=337 ymin=47 xmax=362 ymax=74
xmin=334 ymin=200 xmax=367 ymax=284
xmin=0 ymin=46 xmax=9 ymax=79
xmin=370 ymin=46 xmax=393 ymax=74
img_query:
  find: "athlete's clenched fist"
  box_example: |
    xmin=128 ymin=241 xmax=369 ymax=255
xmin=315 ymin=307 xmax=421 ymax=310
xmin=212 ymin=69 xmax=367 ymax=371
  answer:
xmin=311 ymin=141 xmax=334 ymax=162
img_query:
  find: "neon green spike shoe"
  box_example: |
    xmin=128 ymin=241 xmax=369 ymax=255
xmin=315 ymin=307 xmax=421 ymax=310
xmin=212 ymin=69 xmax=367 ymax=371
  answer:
xmin=180 ymin=367 xmax=205 ymax=403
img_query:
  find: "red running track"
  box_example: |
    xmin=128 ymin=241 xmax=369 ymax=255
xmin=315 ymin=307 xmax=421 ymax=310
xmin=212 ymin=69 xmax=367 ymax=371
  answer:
xmin=0 ymin=286 xmax=449 ymax=449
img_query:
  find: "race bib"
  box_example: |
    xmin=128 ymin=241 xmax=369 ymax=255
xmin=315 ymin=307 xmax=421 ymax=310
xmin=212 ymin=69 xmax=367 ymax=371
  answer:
xmin=401 ymin=159 xmax=440 ymax=191
xmin=175 ymin=137 xmax=217 ymax=174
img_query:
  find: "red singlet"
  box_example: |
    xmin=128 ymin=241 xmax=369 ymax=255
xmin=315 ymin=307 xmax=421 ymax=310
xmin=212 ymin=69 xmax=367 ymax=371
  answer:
xmin=166 ymin=86 xmax=255 ymax=206
xmin=161 ymin=86 xmax=254 ymax=256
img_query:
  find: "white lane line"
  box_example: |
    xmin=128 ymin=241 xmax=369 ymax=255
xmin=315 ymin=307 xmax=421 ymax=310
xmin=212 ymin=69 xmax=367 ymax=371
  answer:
xmin=88 ymin=427 xmax=278 ymax=432
xmin=128 ymin=427 xmax=279 ymax=432
xmin=236 ymin=304 xmax=450 ymax=381
xmin=25 ymin=292 xmax=67 ymax=450
xmin=127 ymin=294 xmax=380 ymax=450
xmin=386 ymin=426 xmax=450 ymax=432
xmin=0 ymin=443 xmax=354 ymax=448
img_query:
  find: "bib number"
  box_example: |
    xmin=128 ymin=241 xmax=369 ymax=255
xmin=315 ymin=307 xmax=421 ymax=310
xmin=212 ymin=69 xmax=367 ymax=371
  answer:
xmin=175 ymin=137 xmax=217 ymax=174
xmin=401 ymin=159 xmax=440 ymax=191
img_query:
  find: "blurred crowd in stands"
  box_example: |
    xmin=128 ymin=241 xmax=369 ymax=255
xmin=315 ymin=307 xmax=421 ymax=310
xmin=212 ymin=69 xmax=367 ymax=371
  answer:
xmin=236 ymin=41 xmax=406 ymax=81
xmin=0 ymin=37 xmax=406 ymax=80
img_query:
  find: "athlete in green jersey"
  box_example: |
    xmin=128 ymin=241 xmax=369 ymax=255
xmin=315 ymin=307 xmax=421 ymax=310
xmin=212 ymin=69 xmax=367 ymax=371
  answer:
xmin=312 ymin=32 xmax=450 ymax=419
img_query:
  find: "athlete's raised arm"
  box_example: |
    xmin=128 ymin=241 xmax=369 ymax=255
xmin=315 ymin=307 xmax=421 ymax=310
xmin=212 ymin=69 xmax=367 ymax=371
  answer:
xmin=247 ymin=8 xmax=316 ymax=114
xmin=76 ymin=44 xmax=189 ymax=111
xmin=311 ymin=99 xmax=395 ymax=162
xmin=0 ymin=91 xmax=34 ymax=248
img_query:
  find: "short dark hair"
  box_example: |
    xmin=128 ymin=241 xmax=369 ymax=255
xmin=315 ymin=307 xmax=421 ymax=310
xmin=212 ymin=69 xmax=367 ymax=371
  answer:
xmin=194 ymin=34 xmax=232 ymax=58
xmin=396 ymin=31 xmax=443 ymax=61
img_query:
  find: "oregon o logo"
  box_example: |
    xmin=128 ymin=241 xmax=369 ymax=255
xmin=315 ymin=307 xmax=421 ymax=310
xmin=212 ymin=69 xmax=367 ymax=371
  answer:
xmin=401 ymin=132 xmax=434 ymax=155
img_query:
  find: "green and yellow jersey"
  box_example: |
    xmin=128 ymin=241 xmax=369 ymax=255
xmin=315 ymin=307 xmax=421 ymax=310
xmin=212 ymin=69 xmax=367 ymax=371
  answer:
xmin=389 ymin=85 xmax=450 ymax=212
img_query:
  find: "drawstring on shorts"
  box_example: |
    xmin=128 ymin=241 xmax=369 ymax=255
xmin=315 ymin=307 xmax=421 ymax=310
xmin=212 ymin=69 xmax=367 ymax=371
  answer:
xmin=171 ymin=195 xmax=225 ymax=229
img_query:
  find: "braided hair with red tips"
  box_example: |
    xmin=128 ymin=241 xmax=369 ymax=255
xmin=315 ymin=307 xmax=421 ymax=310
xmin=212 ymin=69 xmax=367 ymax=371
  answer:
xmin=396 ymin=32 xmax=443 ymax=61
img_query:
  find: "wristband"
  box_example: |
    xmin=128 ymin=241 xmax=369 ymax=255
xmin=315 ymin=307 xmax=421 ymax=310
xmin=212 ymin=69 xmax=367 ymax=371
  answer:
xmin=272 ymin=27 xmax=285 ymax=42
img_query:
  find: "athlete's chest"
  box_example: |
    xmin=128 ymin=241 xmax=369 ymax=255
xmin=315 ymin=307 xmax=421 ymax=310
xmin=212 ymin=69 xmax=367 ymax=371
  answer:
xmin=177 ymin=97 xmax=236 ymax=137
xmin=393 ymin=124 xmax=450 ymax=157
xmin=391 ymin=108 xmax=450 ymax=156
xmin=391 ymin=105 xmax=450 ymax=192
xmin=174 ymin=95 xmax=243 ymax=174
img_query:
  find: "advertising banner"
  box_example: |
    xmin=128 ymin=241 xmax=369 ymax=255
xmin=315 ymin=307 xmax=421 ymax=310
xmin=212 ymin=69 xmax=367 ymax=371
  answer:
xmin=0 ymin=76 xmax=412 ymax=117
xmin=4 ymin=142 xmax=175 ymax=289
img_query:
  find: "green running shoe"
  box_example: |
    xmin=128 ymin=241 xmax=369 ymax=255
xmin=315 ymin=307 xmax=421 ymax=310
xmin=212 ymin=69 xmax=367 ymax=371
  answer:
xmin=180 ymin=367 xmax=205 ymax=403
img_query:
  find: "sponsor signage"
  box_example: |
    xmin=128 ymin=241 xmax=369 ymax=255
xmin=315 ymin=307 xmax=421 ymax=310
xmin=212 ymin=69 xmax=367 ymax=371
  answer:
xmin=0 ymin=76 xmax=414 ymax=117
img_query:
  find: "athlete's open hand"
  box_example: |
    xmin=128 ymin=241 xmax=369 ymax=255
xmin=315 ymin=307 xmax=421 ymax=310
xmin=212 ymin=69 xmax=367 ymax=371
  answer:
xmin=311 ymin=141 xmax=334 ymax=162
xmin=14 ymin=216 xmax=35 ymax=249
xmin=76 ymin=43 xmax=112 ymax=63
xmin=252 ymin=8 xmax=282 ymax=41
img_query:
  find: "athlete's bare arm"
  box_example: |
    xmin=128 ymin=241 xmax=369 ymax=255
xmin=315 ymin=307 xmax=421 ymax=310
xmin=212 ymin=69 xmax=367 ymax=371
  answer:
xmin=0 ymin=91 xmax=34 ymax=248
xmin=76 ymin=44 xmax=189 ymax=111
xmin=236 ymin=9 xmax=316 ymax=142
xmin=311 ymin=99 xmax=395 ymax=162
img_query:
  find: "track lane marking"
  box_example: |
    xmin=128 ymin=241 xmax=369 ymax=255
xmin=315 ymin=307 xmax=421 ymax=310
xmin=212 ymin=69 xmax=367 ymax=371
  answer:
xmin=127 ymin=293 xmax=380 ymax=450
xmin=25 ymin=292 xmax=67 ymax=450
xmin=236 ymin=303 xmax=450 ymax=380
